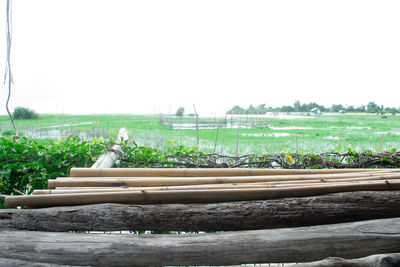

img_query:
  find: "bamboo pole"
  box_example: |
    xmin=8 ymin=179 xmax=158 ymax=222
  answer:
xmin=32 ymin=181 xmax=363 ymax=195
xmin=47 ymin=175 xmax=400 ymax=189
xmin=51 ymin=175 xmax=400 ymax=189
xmin=33 ymin=179 xmax=400 ymax=195
xmin=6 ymin=180 xmax=400 ymax=208
xmin=49 ymin=173 xmax=400 ymax=189
xmin=69 ymin=167 xmax=392 ymax=177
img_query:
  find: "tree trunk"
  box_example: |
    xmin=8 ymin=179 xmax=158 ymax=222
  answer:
xmin=0 ymin=218 xmax=399 ymax=266
xmin=1 ymin=191 xmax=400 ymax=232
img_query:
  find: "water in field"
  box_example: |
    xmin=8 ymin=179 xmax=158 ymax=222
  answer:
xmin=1 ymin=113 xmax=399 ymax=154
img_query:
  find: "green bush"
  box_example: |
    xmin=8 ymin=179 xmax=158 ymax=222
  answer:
xmin=0 ymin=136 xmax=108 ymax=196
xmin=116 ymin=140 xmax=201 ymax=168
xmin=2 ymin=130 xmax=17 ymax=136
xmin=13 ymin=106 xmax=39 ymax=120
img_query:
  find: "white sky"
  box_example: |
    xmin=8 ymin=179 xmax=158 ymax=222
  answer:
xmin=0 ymin=0 xmax=399 ymax=115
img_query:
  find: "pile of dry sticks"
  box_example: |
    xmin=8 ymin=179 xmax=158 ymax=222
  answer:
xmin=4 ymin=168 xmax=400 ymax=208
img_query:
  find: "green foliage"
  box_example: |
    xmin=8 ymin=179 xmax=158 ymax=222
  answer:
xmin=226 ymin=104 xmax=267 ymax=115
xmin=175 ymin=107 xmax=185 ymax=116
xmin=226 ymin=105 xmax=246 ymax=114
xmin=0 ymin=136 xmax=107 ymax=196
xmin=226 ymin=101 xmax=398 ymax=114
xmin=13 ymin=106 xmax=39 ymax=120
xmin=116 ymin=139 xmax=201 ymax=168
xmin=2 ymin=130 xmax=17 ymax=136
xmin=366 ymin=102 xmax=379 ymax=113
xmin=331 ymin=104 xmax=345 ymax=112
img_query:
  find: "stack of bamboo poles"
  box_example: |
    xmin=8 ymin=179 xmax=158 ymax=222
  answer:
xmin=5 ymin=168 xmax=400 ymax=208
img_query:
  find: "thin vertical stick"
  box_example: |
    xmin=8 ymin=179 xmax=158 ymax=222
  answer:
xmin=4 ymin=0 xmax=18 ymax=141
xmin=62 ymin=109 xmax=65 ymax=138
xmin=106 ymin=121 xmax=109 ymax=137
xmin=338 ymin=133 xmax=342 ymax=152
xmin=193 ymin=104 xmax=199 ymax=147
xmin=296 ymin=134 xmax=298 ymax=154
xmin=379 ymin=135 xmax=384 ymax=153
xmin=220 ymin=127 xmax=226 ymax=155
xmin=235 ymin=127 xmax=240 ymax=156
xmin=213 ymin=121 xmax=220 ymax=153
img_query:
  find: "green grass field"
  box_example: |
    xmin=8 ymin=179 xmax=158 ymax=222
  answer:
xmin=1 ymin=113 xmax=399 ymax=154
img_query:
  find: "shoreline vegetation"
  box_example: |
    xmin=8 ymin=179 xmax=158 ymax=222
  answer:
xmin=226 ymin=101 xmax=398 ymax=114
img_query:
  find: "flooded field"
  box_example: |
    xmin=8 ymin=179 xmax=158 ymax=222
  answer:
xmin=1 ymin=113 xmax=399 ymax=154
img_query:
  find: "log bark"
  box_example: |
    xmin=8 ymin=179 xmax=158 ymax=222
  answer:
xmin=0 ymin=218 xmax=399 ymax=266
xmin=286 ymin=253 xmax=400 ymax=267
xmin=1 ymin=191 xmax=400 ymax=232
xmin=0 ymin=258 xmax=74 ymax=267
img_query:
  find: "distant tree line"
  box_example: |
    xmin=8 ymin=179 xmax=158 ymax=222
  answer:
xmin=226 ymin=101 xmax=399 ymax=115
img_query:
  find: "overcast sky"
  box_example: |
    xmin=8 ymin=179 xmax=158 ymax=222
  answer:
xmin=0 ymin=0 xmax=399 ymax=115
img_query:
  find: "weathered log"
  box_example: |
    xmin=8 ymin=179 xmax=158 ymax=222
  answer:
xmin=0 ymin=218 xmax=399 ymax=266
xmin=286 ymin=253 xmax=400 ymax=267
xmin=1 ymin=191 xmax=400 ymax=232
xmin=0 ymin=258 xmax=74 ymax=267
xmin=69 ymin=167 xmax=390 ymax=177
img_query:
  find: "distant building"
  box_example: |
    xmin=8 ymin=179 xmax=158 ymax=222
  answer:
xmin=311 ymin=108 xmax=320 ymax=115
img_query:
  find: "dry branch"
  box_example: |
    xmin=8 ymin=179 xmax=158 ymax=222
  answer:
xmin=122 ymin=151 xmax=400 ymax=169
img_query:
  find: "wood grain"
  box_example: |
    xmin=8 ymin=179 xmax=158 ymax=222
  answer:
xmin=0 ymin=218 xmax=399 ymax=266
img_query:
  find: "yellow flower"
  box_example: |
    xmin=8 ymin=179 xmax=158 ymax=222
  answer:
xmin=285 ymin=154 xmax=293 ymax=163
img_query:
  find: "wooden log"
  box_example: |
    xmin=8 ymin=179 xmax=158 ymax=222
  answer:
xmin=69 ymin=167 xmax=391 ymax=177
xmin=1 ymin=191 xmax=400 ymax=232
xmin=0 ymin=218 xmax=399 ymax=266
xmin=0 ymin=258 xmax=72 ymax=267
xmin=286 ymin=253 xmax=400 ymax=267
xmin=48 ymin=173 xmax=400 ymax=189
